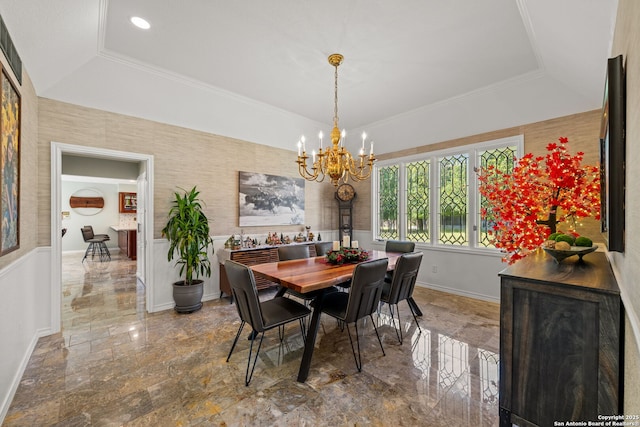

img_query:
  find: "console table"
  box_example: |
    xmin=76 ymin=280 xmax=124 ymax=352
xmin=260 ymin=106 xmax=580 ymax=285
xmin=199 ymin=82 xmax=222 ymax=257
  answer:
xmin=499 ymin=249 xmax=621 ymax=426
xmin=217 ymin=243 xmax=317 ymax=300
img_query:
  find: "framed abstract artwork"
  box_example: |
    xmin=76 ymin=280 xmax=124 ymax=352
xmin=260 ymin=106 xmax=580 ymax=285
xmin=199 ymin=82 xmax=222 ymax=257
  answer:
xmin=239 ymin=171 xmax=305 ymax=226
xmin=0 ymin=64 xmax=20 ymax=255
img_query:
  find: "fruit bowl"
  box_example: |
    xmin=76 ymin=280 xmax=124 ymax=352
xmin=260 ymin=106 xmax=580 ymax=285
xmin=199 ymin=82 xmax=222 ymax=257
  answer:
xmin=542 ymin=245 xmax=598 ymax=263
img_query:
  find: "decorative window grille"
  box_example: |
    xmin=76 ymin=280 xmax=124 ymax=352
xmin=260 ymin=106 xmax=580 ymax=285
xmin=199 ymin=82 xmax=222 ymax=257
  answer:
xmin=377 ymin=165 xmax=399 ymax=240
xmin=406 ymin=160 xmax=430 ymax=242
xmin=438 ymin=154 xmax=468 ymax=246
xmin=373 ymin=135 xmax=522 ymax=250
xmin=477 ymin=146 xmax=517 ymax=247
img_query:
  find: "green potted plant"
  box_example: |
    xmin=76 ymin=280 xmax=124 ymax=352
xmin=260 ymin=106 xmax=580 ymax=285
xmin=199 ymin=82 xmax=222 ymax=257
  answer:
xmin=161 ymin=186 xmax=214 ymax=313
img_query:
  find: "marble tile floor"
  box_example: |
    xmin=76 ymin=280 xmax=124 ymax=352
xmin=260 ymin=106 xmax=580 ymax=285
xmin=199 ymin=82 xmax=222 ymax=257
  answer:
xmin=4 ymin=252 xmax=500 ymax=426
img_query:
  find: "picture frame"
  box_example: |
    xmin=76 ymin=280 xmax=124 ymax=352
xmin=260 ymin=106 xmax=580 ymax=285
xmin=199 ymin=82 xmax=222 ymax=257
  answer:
xmin=599 ymin=55 xmax=625 ymax=253
xmin=0 ymin=64 xmax=20 ymax=255
xmin=238 ymin=171 xmax=305 ymax=226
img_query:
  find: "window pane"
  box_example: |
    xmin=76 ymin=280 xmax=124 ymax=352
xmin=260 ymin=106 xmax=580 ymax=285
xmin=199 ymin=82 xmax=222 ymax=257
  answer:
xmin=378 ymin=165 xmax=399 ymax=239
xmin=439 ymin=154 xmax=468 ymax=245
xmin=478 ymin=146 xmax=517 ymax=247
xmin=406 ymin=160 xmax=430 ymax=242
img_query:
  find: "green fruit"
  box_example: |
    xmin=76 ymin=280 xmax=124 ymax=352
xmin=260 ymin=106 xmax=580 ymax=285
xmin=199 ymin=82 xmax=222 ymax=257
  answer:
xmin=548 ymin=232 xmax=563 ymax=241
xmin=555 ymin=234 xmax=575 ymax=245
xmin=575 ymin=236 xmax=593 ymax=247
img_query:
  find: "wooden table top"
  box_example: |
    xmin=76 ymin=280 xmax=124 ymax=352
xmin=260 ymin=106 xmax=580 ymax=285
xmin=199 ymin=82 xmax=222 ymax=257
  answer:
xmin=250 ymin=250 xmax=401 ymax=294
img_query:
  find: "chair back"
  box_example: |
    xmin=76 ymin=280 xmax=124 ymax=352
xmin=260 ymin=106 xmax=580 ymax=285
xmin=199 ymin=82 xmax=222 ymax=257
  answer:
xmin=385 ymin=240 xmax=415 ymax=253
xmin=225 ymin=260 xmax=265 ymax=333
xmin=344 ymin=258 xmax=389 ymax=323
xmin=386 ymin=252 xmax=423 ymax=305
xmin=314 ymin=241 xmax=333 ymax=257
xmin=278 ymin=244 xmax=310 ymax=261
xmin=81 ymin=226 xmax=94 ymax=242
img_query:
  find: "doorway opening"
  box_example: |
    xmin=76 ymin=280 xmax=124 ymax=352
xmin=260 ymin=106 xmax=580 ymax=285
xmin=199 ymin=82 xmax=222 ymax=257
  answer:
xmin=50 ymin=142 xmax=154 ymax=334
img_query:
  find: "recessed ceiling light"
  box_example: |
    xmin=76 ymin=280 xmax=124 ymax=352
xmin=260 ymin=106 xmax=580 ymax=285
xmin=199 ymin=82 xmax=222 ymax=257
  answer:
xmin=130 ymin=16 xmax=150 ymax=30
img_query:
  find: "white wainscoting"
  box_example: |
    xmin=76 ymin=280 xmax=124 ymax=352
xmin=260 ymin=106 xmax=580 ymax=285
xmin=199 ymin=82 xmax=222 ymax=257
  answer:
xmin=355 ymin=231 xmax=502 ymax=302
xmin=0 ymin=248 xmax=52 ymax=424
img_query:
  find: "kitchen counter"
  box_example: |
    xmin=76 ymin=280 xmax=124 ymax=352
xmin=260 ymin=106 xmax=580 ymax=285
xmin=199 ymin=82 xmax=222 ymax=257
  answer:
xmin=110 ymin=226 xmax=137 ymax=260
xmin=110 ymin=225 xmax=137 ymax=231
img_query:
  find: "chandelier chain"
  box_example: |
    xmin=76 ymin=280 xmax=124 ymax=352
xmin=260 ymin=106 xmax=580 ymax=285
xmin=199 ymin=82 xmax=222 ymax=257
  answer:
xmin=334 ymin=63 xmax=339 ymax=128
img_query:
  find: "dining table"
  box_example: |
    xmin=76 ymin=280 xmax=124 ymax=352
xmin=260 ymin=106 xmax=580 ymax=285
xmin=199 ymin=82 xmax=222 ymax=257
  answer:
xmin=250 ymin=249 xmax=402 ymax=383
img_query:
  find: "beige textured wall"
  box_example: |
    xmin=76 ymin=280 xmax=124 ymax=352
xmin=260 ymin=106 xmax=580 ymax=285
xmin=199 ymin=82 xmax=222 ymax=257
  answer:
xmin=37 ymin=99 xmax=337 ymax=244
xmin=610 ymin=0 xmax=640 ymax=414
xmin=37 ymin=100 xmax=601 ymax=246
xmin=375 ymin=109 xmax=602 ymax=239
xmin=0 ymin=55 xmax=38 ymax=270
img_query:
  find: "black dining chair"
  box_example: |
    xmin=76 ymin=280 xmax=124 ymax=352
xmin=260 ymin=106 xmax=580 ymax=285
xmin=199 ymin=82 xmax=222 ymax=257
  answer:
xmin=314 ymin=241 xmax=354 ymax=291
xmin=385 ymin=240 xmax=415 ymax=253
xmin=314 ymin=241 xmax=333 ymax=257
xmin=379 ymin=251 xmax=423 ymax=343
xmin=278 ymin=244 xmax=310 ymax=261
xmin=81 ymin=226 xmax=111 ymax=262
xmin=384 ymin=240 xmax=423 ymax=316
xmin=277 ymin=245 xmax=338 ymax=301
xmin=384 ymin=240 xmax=414 ymax=282
xmin=278 ymin=245 xmax=312 ymax=304
xmin=317 ymin=258 xmax=389 ymax=372
xmin=225 ymin=260 xmax=311 ymax=386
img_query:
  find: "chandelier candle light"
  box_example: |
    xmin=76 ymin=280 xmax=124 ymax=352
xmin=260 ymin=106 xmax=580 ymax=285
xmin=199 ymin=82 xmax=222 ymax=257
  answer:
xmin=296 ymin=53 xmax=376 ymax=186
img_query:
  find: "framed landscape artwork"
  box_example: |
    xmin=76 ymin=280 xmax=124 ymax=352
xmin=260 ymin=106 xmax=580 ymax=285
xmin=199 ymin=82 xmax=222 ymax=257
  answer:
xmin=0 ymin=64 xmax=20 ymax=255
xmin=239 ymin=171 xmax=305 ymax=226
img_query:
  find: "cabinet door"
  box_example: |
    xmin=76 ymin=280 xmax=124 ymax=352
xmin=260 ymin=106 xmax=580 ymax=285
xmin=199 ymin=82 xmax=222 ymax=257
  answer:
xmin=500 ymin=279 xmax=620 ymax=426
xmin=119 ymin=192 xmax=137 ymax=213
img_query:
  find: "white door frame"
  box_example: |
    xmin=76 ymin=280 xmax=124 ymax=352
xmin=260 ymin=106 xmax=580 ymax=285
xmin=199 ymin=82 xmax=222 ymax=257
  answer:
xmin=50 ymin=142 xmax=155 ymax=333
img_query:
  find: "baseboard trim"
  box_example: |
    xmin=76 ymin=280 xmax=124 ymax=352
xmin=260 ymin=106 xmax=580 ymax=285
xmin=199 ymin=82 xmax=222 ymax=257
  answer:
xmin=416 ymin=281 xmax=500 ymax=304
xmin=0 ymin=328 xmax=44 ymax=424
xmin=606 ymin=253 xmax=640 ymax=359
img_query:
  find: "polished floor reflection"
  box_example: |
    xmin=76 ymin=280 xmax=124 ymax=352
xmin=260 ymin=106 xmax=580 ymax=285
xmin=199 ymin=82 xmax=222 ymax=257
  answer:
xmin=4 ymin=252 xmax=500 ymax=426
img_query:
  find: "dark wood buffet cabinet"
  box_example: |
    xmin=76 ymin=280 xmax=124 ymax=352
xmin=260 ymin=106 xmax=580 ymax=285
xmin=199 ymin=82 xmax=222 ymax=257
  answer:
xmin=218 ymin=243 xmax=318 ymax=300
xmin=499 ymin=250 xmax=621 ymax=427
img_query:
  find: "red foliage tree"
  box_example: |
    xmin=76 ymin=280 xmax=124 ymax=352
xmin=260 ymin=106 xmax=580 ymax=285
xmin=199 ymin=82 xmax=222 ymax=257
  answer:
xmin=478 ymin=137 xmax=600 ymax=264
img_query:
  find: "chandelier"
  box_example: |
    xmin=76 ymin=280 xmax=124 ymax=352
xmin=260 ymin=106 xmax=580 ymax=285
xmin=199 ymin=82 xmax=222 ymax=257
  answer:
xmin=296 ymin=53 xmax=376 ymax=186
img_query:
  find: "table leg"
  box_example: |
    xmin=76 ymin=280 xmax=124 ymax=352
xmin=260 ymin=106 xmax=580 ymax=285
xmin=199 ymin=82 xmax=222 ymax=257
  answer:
xmin=407 ymin=297 xmax=423 ymax=317
xmin=297 ymin=289 xmax=325 ymax=382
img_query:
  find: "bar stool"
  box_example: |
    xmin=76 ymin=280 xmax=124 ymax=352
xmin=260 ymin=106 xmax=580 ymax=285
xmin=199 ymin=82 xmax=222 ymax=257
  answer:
xmin=81 ymin=226 xmax=111 ymax=262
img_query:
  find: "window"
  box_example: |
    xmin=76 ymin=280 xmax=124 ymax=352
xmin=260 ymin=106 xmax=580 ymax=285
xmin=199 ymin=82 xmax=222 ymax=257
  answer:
xmin=438 ymin=153 xmax=468 ymax=245
xmin=373 ymin=136 xmax=523 ymax=251
xmin=377 ymin=164 xmax=399 ymax=240
xmin=477 ymin=145 xmax=517 ymax=247
xmin=406 ymin=160 xmax=430 ymax=242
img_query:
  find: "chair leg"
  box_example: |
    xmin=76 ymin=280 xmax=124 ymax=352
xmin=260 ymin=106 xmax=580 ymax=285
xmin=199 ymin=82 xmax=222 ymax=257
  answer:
xmin=245 ymin=332 xmax=265 ymax=386
xmin=406 ymin=300 xmax=422 ymax=334
xmin=369 ymin=314 xmax=386 ymax=356
xmin=226 ymin=321 xmax=246 ymax=362
xmin=101 ymin=242 xmax=111 ymax=261
xmin=389 ymin=304 xmax=403 ymax=344
xmin=82 ymin=243 xmax=93 ymax=262
xmin=345 ymin=322 xmax=362 ymax=372
xmin=299 ymin=318 xmax=307 ymax=342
